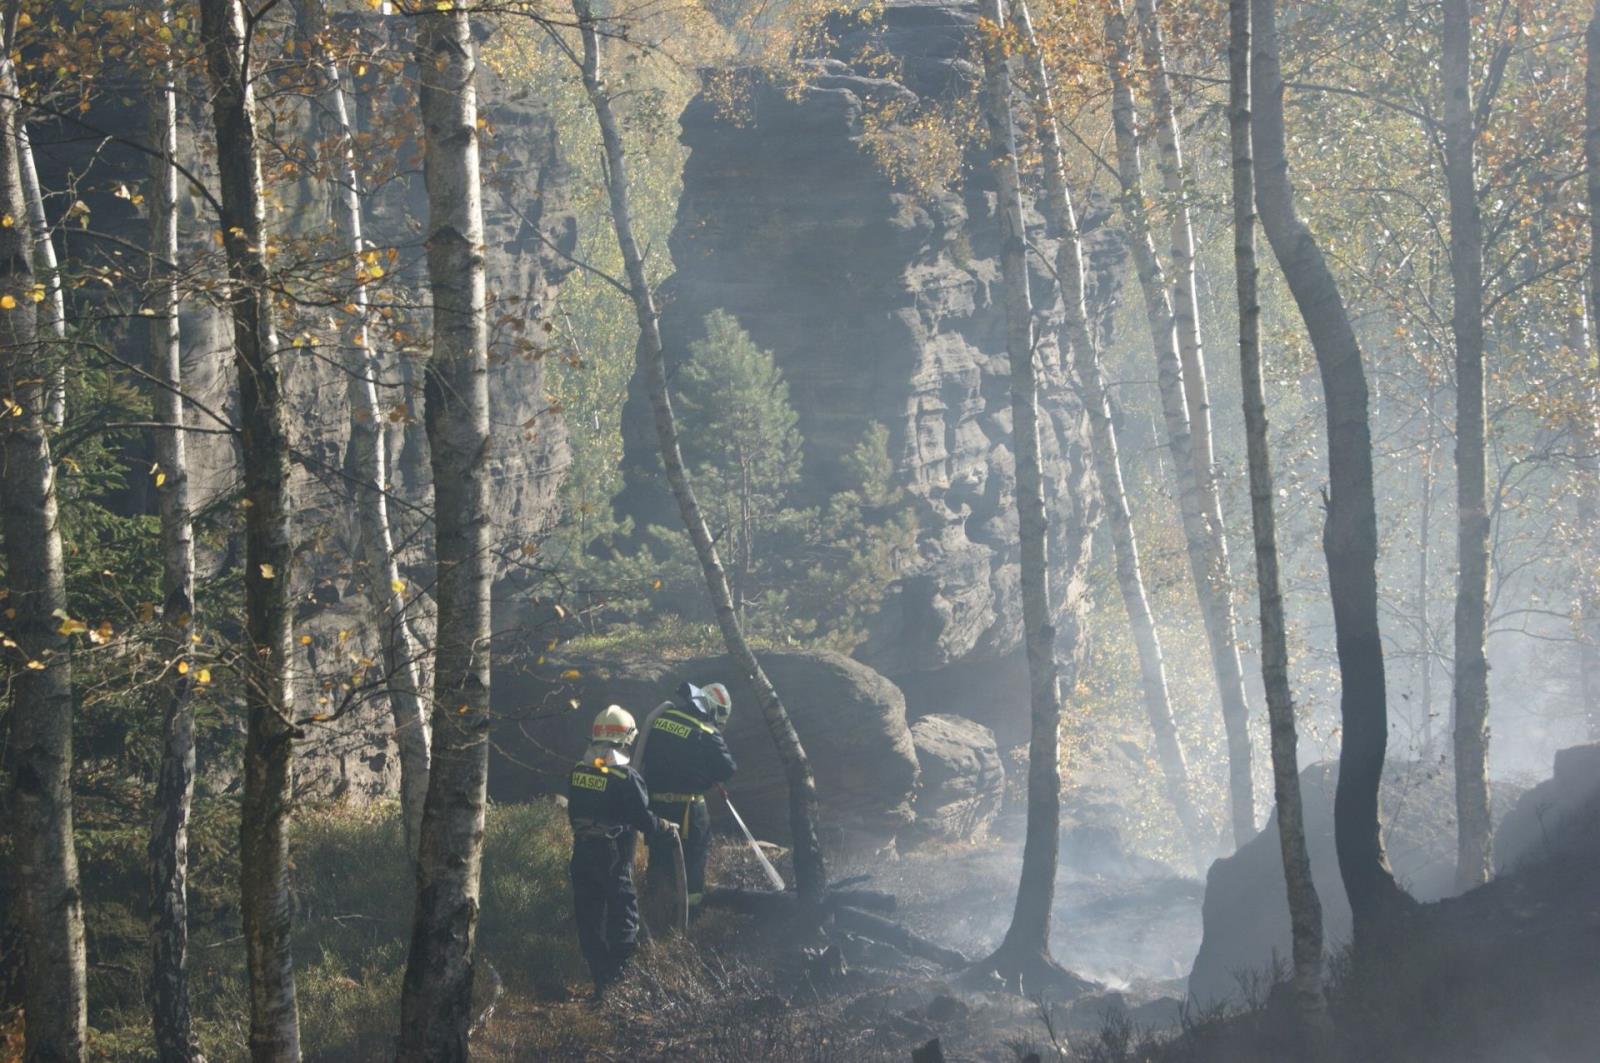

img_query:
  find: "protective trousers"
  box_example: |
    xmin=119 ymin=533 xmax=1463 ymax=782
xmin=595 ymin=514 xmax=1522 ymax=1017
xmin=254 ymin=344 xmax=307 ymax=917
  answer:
xmin=648 ymin=798 xmax=710 ymax=905
xmin=570 ymin=832 xmax=640 ymax=991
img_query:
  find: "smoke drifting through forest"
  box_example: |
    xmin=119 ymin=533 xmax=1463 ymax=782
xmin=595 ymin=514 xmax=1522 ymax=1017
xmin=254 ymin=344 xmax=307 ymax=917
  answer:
xmin=0 ymin=1 xmax=1596 ymax=1061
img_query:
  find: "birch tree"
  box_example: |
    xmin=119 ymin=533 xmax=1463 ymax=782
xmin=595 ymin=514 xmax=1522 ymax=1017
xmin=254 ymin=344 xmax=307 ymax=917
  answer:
xmin=1586 ymin=0 xmax=1600 ymax=742
xmin=397 ymin=6 xmax=495 ymax=1057
xmin=1442 ymin=0 xmax=1493 ymax=892
xmin=1251 ymin=0 xmax=1415 ymax=948
xmin=1013 ymin=0 xmax=1204 ymax=872
xmin=975 ymin=0 xmax=1096 ymax=990
xmin=17 ymin=126 xmax=64 ymax=428
xmin=1107 ymin=0 xmax=1255 ymax=846
xmin=1228 ymin=0 xmax=1326 ymax=1028
xmin=146 ymin=5 xmax=201 ymax=1058
xmin=568 ymin=0 xmax=829 ymax=903
xmin=0 ymin=4 xmax=88 ymax=1057
xmin=197 ymin=0 xmax=302 ymax=1057
xmin=294 ymin=0 xmax=431 ymax=858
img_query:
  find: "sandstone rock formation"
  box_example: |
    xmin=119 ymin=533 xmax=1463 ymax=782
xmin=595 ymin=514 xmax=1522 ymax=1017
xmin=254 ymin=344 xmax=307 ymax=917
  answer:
xmin=490 ymin=649 xmax=919 ymax=851
xmin=1187 ymin=759 xmax=1520 ymax=1006
xmin=1494 ymin=743 xmax=1600 ymax=874
xmin=906 ymin=714 xmax=1004 ymax=844
xmin=617 ymin=1 xmax=1111 ymax=739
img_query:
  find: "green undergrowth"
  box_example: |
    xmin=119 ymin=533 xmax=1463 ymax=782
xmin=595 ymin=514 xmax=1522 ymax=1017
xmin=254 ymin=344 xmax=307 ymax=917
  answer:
xmin=78 ymin=800 xmax=586 ymax=1062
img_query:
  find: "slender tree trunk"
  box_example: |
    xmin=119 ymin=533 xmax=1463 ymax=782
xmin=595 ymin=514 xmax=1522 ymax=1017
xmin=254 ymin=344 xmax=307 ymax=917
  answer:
xmin=16 ymin=126 xmax=64 ymax=428
xmin=0 ymin=7 xmax=88 ymax=1057
xmin=395 ymin=9 xmax=495 ymax=1060
xmin=146 ymin=7 xmax=200 ymax=1058
xmin=1106 ymin=2 xmax=1256 ymax=847
xmin=1585 ymin=0 xmax=1600 ymax=742
xmin=1251 ymin=0 xmax=1414 ymax=949
xmin=198 ymin=2 xmax=301 ymax=1059
xmin=295 ymin=0 xmax=430 ymax=858
xmin=1014 ymin=0 xmax=1203 ymax=873
xmin=1132 ymin=0 xmax=1255 ymax=845
xmin=1228 ymin=0 xmax=1327 ymax=1029
xmin=1417 ymin=410 xmax=1437 ymax=755
xmin=1442 ymin=0 xmax=1492 ymax=893
xmin=571 ymin=0 xmax=829 ymax=903
xmin=975 ymin=0 xmax=1091 ymax=990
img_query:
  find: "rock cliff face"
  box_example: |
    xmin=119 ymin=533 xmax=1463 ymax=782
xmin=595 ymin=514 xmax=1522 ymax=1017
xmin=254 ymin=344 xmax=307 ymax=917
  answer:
xmin=619 ymin=0 xmax=1109 ymax=730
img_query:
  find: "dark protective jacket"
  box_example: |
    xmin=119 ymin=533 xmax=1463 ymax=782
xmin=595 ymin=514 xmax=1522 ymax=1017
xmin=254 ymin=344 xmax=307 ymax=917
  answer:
xmin=639 ymin=706 xmax=737 ymax=799
xmin=567 ymin=755 xmax=670 ymax=838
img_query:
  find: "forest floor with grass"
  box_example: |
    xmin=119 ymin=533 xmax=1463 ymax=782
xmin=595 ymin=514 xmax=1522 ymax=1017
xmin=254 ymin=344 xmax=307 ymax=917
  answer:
xmin=18 ymin=793 xmax=1597 ymax=1062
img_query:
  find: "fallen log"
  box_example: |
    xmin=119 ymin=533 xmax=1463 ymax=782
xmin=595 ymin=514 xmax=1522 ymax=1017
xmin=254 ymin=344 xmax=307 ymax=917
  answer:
xmin=831 ymin=905 xmax=968 ymax=970
xmin=700 ymin=886 xmax=966 ymax=971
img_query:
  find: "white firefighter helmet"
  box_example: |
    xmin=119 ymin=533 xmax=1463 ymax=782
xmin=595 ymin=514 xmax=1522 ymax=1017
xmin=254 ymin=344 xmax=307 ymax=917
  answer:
xmin=590 ymin=705 xmax=638 ymax=747
xmin=702 ymin=682 xmax=732 ymax=728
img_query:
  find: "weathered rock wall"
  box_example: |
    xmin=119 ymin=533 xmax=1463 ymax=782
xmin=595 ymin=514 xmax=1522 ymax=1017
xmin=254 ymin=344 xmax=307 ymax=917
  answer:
xmin=618 ymin=1 xmax=1110 ymax=739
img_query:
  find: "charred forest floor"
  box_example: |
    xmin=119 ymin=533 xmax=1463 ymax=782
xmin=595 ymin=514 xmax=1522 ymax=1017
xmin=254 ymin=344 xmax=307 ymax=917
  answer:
xmin=473 ymin=805 xmax=1600 ymax=1063
xmin=19 ymin=794 xmax=1598 ymax=1061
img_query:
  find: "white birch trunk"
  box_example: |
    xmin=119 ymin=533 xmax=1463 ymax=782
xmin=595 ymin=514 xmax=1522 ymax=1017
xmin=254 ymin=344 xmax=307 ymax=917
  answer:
xmin=0 ymin=7 xmax=87 ymax=1055
xmin=1442 ymin=0 xmax=1493 ymax=891
xmin=1013 ymin=0 xmax=1204 ymax=873
xmin=1112 ymin=0 xmax=1255 ymax=847
xmin=146 ymin=6 xmax=201 ymax=1057
xmin=397 ymin=9 xmax=494 ymax=1058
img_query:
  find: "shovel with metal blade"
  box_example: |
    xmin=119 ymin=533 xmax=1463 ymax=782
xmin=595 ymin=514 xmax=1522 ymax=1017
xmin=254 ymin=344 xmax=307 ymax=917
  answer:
xmin=719 ymin=785 xmax=786 ymax=892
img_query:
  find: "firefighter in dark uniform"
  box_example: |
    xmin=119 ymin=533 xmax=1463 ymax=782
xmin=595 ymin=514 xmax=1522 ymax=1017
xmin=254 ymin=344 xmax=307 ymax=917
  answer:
xmin=639 ymin=681 xmax=736 ymax=913
xmin=567 ymin=705 xmax=678 ymax=996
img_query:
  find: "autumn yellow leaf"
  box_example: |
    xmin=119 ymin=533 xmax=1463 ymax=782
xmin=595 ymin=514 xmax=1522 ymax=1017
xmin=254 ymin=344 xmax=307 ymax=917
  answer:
xmin=299 ymin=634 xmax=313 ymax=645
xmin=0 ymin=295 xmax=16 ymax=311
xmin=176 ymin=660 xmax=189 ymax=675
xmin=57 ymin=616 xmax=87 ymax=637
xmin=197 ymin=668 xmax=212 ymax=684
xmin=560 ymin=669 xmax=582 ymax=681
xmin=258 ymin=563 xmax=275 ymax=579
xmin=25 ymin=659 xmax=45 ymax=670
xmin=390 ymin=578 xmax=406 ymax=593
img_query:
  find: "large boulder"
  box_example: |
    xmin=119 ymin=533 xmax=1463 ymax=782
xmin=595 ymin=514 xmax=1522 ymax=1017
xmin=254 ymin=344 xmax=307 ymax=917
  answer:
xmin=1495 ymin=743 xmax=1600 ymax=873
xmin=906 ymin=715 xmax=1004 ymax=843
xmin=1187 ymin=759 xmax=1520 ymax=1007
xmin=490 ymin=649 xmax=919 ymax=851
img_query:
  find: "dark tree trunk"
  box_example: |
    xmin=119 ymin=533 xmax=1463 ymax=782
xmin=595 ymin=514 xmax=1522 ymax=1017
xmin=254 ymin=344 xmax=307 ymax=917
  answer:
xmin=1250 ymin=0 xmax=1414 ymax=949
xmin=396 ymin=9 xmax=495 ymax=1061
xmin=1228 ymin=0 xmax=1327 ymax=1029
xmin=1442 ymin=0 xmax=1492 ymax=892
xmin=571 ymin=0 xmax=829 ymax=903
xmin=198 ymin=1 xmax=301 ymax=1058
xmin=146 ymin=5 xmax=200 ymax=1058
xmin=0 ymin=6 xmax=88 ymax=1057
xmin=974 ymin=0 xmax=1095 ymax=990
